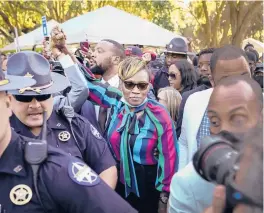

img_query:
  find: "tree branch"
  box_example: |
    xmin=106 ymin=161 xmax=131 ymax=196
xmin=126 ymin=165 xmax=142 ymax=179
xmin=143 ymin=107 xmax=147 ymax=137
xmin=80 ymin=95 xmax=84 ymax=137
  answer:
xmin=188 ymin=9 xmax=202 ymax=27
xmin=66 ymin=0 xmax=75 ymax=20
xmin=220 ymin=4 xmax=230 ymax=45
xmin=232 ymin=1 xmax=262 ymax=45
xmin=0 ymin=10 xmax=14 ymax=31
xmin=238 ymin=1 xmax=261 ymax=31
xmin=18 ymin=3 xmax=46 ymax=17
xmin=212 ymin=1 xmax=226 ymax=47
xmin=220 ymin=19 xmax=230 ymax=46
xmin=229 ymin=1 xmax=238 ymax=36
xmin=0 ymin=28 xmax=13 ymax=42
xmin=202 ymin=1 xmax=211 ymax=44
xmin=54 ymin=1 xmax=60 ymax=22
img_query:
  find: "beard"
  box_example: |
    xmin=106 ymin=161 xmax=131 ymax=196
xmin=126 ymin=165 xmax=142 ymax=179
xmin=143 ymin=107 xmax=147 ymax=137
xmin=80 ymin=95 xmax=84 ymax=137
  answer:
xmin=197 ymin=75 xmax=212 ymax=87
xmin=90 ymin=65 xmax=106 ymax=75
xmin=91 ymin=57 xmax=112 ymax=75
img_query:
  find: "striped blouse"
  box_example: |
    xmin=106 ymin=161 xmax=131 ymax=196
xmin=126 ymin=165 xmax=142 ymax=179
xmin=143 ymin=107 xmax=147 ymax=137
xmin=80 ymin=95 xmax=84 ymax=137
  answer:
xmin=87 ymin=78 xmax=179 ymax=197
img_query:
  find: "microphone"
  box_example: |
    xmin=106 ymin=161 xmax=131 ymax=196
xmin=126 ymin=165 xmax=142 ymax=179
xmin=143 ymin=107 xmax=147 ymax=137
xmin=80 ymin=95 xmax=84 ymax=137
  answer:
xmin=24 ymin=111 xmax=48 ymax=165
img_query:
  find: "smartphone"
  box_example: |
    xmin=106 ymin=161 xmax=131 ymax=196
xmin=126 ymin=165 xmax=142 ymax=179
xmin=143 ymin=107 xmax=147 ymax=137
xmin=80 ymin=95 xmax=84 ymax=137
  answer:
xmin=45 ymin=37 xmax=50 ymax=41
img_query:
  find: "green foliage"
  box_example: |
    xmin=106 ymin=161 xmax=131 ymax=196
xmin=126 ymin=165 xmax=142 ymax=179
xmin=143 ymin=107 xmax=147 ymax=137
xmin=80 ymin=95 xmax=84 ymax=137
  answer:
xmin=0 ymin=0 xmax=262 ymax=50
xmin=174 ymin=0 xmax=263 ymax=50
xmin=0 ymin=0 xmax=175 ymax=48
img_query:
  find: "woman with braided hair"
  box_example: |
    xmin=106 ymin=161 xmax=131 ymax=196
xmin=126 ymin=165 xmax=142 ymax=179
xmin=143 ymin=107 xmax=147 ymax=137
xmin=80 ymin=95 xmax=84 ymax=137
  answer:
xmin=85 ymin=56 xmax=178 ymax=213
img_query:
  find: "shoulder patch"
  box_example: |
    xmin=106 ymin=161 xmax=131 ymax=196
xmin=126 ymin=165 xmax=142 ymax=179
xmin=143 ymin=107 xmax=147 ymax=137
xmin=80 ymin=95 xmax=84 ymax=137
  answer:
xmin=90 ymin=124 xmax=102 ymax=139
xmin=68 ymin=160 xmax=100 ymax=186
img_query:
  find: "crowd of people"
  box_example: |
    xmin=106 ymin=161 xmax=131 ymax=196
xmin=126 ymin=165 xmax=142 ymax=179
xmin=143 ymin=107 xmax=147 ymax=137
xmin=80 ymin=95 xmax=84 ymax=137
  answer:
xmin=0 ymin=25 xmax=263 ymax=213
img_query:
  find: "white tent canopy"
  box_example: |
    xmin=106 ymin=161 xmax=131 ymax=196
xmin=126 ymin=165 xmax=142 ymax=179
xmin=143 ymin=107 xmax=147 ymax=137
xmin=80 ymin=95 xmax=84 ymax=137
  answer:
xmin=2 ymin=20 xmax=59 ymax=51
xmin=62 ymin=6 xmax=183 ymax=47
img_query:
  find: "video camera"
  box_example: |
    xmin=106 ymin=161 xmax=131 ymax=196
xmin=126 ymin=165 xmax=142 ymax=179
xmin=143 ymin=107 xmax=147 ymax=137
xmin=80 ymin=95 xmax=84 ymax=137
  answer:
xmin=193 ymin=134 xmax=263 ymax=211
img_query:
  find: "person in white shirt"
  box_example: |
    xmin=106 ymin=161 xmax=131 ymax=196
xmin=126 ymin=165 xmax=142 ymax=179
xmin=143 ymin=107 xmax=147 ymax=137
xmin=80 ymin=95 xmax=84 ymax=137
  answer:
xmin=178 ymin=45 xmax=251 ymax=169
xmin=168 ymin=162 xmax=215 ymax=213
xmin=168 ymin=74 xmax=263 ymax=213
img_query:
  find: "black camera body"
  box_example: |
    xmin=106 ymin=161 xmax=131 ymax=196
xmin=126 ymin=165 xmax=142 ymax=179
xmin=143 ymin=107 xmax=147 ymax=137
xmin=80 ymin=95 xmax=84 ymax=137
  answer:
xmin=193 ymin=134 xmax=263 ymax=210
xmin=193 ymin=135 xmax=239 ymax=185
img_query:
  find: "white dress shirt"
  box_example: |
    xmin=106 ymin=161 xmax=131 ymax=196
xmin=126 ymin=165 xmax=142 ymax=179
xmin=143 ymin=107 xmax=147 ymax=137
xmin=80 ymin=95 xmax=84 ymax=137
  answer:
xmin=168 ymin=162 xmax=215 ymax=213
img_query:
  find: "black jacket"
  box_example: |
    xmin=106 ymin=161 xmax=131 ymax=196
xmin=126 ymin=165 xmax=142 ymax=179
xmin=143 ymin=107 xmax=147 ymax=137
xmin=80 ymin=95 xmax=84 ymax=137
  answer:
xmin=153 ymin=66 xmax=169 ymax=96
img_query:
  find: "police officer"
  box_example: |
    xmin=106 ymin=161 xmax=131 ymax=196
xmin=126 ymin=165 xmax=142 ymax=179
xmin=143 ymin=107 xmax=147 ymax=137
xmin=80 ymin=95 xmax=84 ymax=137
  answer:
xmin=153 ymin=37 xmax=192 ymax=96
xmin=7 ymin=51 xmax=118 ymax=189
xmin=0 ymin=64 xmax=137 ymax=213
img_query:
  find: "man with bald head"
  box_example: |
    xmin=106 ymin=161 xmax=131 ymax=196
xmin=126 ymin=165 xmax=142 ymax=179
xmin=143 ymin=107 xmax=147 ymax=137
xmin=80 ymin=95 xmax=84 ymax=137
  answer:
xmin=208 ymin=75 xmax=263 ymax=147
xmin=202 ymin=76 xmax=263 ymax=213
xmin=168 ymin=75 xmax=263 ymax=213
xmin=178 ymin=45 xmax=251 ymax=169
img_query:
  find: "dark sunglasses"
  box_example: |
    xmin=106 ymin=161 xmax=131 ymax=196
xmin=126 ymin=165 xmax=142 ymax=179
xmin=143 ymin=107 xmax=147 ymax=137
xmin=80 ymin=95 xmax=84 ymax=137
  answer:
xmin=124 ymin=81 xmax=149 ymax=91
xmin=167 ymin=73 xmax=177 ymax=79
xmin=14 ymin=94 xmax=51 ymax=103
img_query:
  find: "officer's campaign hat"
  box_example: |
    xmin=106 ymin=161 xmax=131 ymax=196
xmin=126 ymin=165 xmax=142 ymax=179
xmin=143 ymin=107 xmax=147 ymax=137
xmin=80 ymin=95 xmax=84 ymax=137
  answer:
xmin=7 ymin=51 xmax=70 ymax=95
xmin=0 ymin=57 xmax=36 ymax=92
xmin=165 ymin=37 xmax=193 ymax=55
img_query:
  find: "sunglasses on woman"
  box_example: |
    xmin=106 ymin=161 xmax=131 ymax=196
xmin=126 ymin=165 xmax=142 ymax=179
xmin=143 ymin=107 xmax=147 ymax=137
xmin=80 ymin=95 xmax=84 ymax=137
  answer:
xmin=124 ymin=81 xmax=149 ymax=91
xmin=167 ymin=73 xmax=177 ymax=79
xmin=14 ymin=94 xmax=51 ymax=103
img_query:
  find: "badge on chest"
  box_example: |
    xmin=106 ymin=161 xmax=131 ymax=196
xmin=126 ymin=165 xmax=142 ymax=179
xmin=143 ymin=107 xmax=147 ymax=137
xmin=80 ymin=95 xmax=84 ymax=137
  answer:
xmin=9 ymin=184 xmax=32 ymax=205
xmin=58 ymin=131 xmax=71 ymax=142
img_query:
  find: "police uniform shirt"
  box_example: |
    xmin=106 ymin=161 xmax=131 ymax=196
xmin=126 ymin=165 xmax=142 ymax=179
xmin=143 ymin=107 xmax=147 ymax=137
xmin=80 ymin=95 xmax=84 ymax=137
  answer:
xmin=10 ymin=110 xmax=116 ymax=175
xmin=0 ymin=130 xmax=137 ymax=213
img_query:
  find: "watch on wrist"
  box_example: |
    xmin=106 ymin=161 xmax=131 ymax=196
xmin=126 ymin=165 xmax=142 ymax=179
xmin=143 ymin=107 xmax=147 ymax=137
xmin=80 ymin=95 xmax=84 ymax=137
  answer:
xmin=159 ymin=192 xmax=169 ymax=204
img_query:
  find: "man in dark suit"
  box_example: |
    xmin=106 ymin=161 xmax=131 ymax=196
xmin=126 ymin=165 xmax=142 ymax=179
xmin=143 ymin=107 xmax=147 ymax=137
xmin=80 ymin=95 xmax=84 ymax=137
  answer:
xmin=176 ymin=48 xmax=215 ymax=138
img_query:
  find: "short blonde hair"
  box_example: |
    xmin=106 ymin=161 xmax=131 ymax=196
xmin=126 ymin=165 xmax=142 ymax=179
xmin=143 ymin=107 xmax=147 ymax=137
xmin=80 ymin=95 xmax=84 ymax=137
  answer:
xmin=118 ymin=57 xmax=150 ymax=81
xmin=158 ymin=87 xmax=182 ymax=122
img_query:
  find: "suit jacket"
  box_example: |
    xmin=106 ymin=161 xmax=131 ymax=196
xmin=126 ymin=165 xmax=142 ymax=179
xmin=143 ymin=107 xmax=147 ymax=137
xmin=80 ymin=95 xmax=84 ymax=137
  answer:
xmin=80 ymin=100 xmax=103 ymax=135
xmin=176 ymin=85 xmax=210 ymax=138
xmin=168 ymin=162 xmax=215 ymax=213
xmin=178 ymin=88 xmax=213 ymax=169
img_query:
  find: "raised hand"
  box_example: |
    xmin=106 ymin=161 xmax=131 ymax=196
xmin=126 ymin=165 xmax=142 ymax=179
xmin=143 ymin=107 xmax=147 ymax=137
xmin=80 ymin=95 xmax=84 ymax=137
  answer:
xmin=50 ymin=25 xmax=67 ymax=50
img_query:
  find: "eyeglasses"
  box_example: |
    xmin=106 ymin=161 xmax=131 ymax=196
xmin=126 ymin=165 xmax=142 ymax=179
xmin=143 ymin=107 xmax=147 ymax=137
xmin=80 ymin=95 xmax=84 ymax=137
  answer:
xmin=14 ymin=94 xmax=51 ymax=103
xmin=167 ymin=73 xmax=177 ymax=79
xmin=124 ymin=81 xmax=149 ymax=91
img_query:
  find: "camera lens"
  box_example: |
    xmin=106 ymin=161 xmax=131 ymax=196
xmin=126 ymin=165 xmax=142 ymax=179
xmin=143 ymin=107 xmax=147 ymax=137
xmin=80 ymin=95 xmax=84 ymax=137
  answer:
xmin=193 ymin=135 xmax=239 ymax=185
